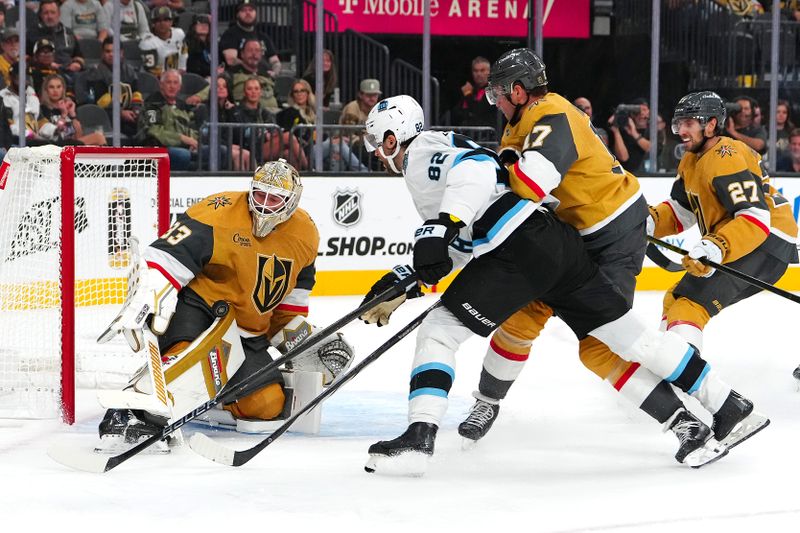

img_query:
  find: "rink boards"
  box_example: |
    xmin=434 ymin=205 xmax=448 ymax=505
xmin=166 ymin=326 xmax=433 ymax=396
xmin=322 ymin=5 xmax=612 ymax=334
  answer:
xmin=171 ymin=175 xmax=800 ymax=295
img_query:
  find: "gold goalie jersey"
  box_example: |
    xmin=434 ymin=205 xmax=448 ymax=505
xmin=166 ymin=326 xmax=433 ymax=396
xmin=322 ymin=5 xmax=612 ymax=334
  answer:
xmin=503 ymin=91 xmax=647 ymax=249
xmin=143 ymin=191 xmax=320 ymax=337
xmin=651 ymin=138 xmax=798 ymax=264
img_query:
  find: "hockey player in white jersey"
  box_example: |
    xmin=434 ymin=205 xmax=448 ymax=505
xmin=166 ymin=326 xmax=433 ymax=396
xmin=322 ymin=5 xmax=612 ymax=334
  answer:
xmin=361 ymin=95 xmax=766 ymax=476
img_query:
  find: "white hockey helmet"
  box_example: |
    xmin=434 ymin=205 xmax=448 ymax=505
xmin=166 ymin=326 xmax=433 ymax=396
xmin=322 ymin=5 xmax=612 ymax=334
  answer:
xmin=364 ymin=95 xmax=425 ymax=152
xmin=248 ymin=159 xmax=303 ymax=237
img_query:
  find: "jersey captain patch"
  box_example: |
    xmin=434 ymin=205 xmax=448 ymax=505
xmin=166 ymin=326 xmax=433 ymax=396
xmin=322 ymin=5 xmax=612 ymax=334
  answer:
xmin=252 ymin=253 xmax=294 ymax=314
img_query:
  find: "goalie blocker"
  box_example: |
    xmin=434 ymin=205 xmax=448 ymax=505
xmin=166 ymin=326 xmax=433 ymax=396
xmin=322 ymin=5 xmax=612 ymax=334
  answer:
xmin=97 ymin=298 xmax=354 ymax=450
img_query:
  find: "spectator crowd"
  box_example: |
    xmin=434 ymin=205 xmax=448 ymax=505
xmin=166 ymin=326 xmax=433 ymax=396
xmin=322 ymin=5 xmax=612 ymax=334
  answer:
xmin=0 ymin=0 xmax=797 ymax=175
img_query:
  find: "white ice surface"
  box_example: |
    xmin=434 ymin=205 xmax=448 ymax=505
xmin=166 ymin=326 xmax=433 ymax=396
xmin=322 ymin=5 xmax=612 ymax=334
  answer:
xmin=2 ymin=291 xmax=799 ymax=532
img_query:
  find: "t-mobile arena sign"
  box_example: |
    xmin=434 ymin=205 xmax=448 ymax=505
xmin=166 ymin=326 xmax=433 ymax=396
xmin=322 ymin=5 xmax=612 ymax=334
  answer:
xmin=325 ymin=0 xmax=589 ymax=38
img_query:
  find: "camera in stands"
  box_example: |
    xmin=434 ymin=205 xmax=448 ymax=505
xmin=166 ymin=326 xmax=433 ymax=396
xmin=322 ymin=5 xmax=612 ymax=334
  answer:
xmin=614 ymin=104 xmax=643 ymax=129
xmin=725 ymin=101 xmax=742 ymax=115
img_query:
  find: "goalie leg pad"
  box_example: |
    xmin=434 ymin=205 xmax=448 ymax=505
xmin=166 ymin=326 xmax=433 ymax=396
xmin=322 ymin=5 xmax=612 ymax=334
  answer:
xmin=225 ymin=382 xmax=286 ymax=420
xmin=131 ymin=310 xmax=246 ymax=418
xmin=157 ymin=288 xmax=218 ymax=353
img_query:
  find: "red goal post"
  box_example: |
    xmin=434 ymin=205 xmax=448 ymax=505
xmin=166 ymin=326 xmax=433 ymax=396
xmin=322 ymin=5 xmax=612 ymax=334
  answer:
xmin=0 ymin=146 xmax=170 ymax=424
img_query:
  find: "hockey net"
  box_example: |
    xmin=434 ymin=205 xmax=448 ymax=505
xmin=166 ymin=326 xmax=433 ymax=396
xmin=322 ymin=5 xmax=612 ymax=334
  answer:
xmin=0 ymin=146 xmax=170 ymax=423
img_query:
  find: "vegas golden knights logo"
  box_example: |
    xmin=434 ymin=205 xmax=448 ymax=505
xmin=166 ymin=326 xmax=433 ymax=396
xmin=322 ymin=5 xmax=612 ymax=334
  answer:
xmin=252 ymin=254 xmax=293 ymax=313
xmin=687 ymin=191 xmax=708 ymax=235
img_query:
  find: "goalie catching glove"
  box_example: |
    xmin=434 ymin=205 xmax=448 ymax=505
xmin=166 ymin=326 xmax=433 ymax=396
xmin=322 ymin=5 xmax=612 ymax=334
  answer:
xmin=360 ymin=264 xmax=423 ymax=327
xmin=98 ymin=256 xmax=179 ymax=352
xmin=271 ymin=316 xmax=355 ymax=386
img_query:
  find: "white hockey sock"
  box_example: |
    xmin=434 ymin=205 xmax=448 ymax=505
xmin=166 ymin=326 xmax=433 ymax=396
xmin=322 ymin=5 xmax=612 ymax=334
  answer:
xmin=691 ymin=370 xmax=731 ymax=415
xmin=407 ymin=306 xmax=471 ymax=426
xmin=666 ymin=321 xmax=704 ymax=352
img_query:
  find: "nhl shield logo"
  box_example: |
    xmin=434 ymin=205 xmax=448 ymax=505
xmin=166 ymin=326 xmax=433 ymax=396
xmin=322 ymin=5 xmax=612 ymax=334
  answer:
xmin=333 ymin=188 xmax=362 ymax=227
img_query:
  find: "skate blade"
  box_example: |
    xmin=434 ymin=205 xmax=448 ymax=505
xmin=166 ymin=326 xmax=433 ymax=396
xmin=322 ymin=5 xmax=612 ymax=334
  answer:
xmin=94 ymin=435 xmax=171 ymax=455
xmin=719 ymin=412 xmax=770 ymax=450
xmin=685 ymin=440 xmax=729 ymax=469
xmin=364 ymin=451 xmax=429 ymax=477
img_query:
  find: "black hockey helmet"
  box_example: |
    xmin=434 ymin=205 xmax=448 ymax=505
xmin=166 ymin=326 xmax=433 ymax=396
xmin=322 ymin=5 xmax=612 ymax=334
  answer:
xmin=486 ymin=48 xmax=547 ymax=105
xmin=672 ymin=91 xmax=726 ymax=135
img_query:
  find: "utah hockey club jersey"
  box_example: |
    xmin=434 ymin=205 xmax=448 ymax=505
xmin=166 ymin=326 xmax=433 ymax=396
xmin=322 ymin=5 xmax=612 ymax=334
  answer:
xmin=403 ymin=130 xmax=542 ymax=260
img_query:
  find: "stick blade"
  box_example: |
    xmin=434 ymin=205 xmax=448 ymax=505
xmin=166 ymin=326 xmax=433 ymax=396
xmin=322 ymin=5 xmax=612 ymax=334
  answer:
xmin=188 ymin=432 xmax=236 ymax=466
xmin=47 ymin=441 xmax=111 ymax=473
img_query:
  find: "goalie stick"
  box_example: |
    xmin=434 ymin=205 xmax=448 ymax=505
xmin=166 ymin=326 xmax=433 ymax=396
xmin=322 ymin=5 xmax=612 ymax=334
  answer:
xmin=188 ymin=299 xmax=443 ymax=467
xmin=47 ymin=275 xmax=419 ymax=473
xmin=647 ymin=236 xmax=800 ymax=305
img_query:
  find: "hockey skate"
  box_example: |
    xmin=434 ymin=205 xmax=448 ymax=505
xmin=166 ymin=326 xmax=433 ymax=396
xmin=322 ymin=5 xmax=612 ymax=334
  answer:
xmin=95 ymin=409 xmax=176 ymax=454
xmin=364 ymin=422 xmax=438 ymax=477
xmin=458 ymin=398 xmax=500 ymax=448
xmin=667 ymin=409 xmax=728 ymax=468
xmin=712 ymin=390 xmax=769 ymax=450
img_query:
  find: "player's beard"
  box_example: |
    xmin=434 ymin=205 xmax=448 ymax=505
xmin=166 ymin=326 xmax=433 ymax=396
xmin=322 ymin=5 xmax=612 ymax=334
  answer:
xmin=685 ymin=133 xmax=708 ymax=154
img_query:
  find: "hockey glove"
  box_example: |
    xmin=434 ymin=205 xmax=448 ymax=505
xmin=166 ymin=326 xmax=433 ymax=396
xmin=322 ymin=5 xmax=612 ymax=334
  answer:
xmin=498 ymin=147 xmax=521 ymax=166
xmin=682 ymin=236 xmax=725 ymax=278
xmin=99 ymin=265 xmax=179 ymax=352
xmin=360 ymin=264 xmax=423 ymax=327
xmin=413 ymin=214 xmax=463 ymax=286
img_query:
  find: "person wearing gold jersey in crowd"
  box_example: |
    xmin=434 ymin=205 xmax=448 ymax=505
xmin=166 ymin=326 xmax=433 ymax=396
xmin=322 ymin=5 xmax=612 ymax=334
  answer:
xmin=458 ymin=49 xmax=764 ymax=458
xmin=649 ymin=91 xmax=798 ymax=397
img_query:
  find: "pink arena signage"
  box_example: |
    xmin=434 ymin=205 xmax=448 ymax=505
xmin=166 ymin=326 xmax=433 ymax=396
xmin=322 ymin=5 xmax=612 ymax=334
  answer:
xmin=323 ymin=0 xmax=590 ymax=38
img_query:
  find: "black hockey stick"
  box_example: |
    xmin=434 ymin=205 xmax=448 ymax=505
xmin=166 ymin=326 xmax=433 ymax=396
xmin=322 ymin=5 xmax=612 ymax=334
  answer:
xmin=188 ymin=299 xmax=444 ymax=467
xmin=47 ymin=275 xmax=419 ymax=473
xmin=645 ymin=242 xmax=684 ymax=272
xmin=647 ymin=236 xmax=800 ymax=304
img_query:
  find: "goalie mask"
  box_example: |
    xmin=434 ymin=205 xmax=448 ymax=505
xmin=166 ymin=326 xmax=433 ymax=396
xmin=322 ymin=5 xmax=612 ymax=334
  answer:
xmin=249 ymin=159 xmax=303 ymax=237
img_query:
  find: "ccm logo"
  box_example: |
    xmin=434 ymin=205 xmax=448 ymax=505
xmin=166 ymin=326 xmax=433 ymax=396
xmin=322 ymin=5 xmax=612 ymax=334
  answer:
xmin=461 ymin=302 xmax=496 ymax=328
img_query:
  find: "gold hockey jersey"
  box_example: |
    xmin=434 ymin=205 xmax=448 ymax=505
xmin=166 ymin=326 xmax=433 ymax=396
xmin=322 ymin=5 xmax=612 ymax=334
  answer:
xmin=652 ymin=138 xmax=798 ymax=264
xmin=502 ymin=92 xmax=647 ymax=248
xmin=144 ymin=191 xmax=320 ymax=337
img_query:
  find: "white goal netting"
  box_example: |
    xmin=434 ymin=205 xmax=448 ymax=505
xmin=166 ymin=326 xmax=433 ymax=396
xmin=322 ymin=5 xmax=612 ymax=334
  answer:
xmin=0 ymin=146 xmax=166 ymax=420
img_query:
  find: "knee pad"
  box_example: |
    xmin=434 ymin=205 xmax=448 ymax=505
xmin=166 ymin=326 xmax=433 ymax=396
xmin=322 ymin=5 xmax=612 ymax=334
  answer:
xmin=226 ymin=382 xmax=286 ymax=420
